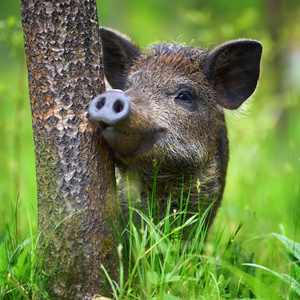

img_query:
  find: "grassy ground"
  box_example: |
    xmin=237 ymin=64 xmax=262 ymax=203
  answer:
xmin=1 ymin=184 xmax=300 ymax=299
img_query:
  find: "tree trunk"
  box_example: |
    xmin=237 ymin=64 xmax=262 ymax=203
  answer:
xmin=20 ymin=0 xmax=118 ymax=299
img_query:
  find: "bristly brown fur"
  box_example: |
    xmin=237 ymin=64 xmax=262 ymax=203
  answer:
xmin=133 ymin=43 xmax=207 ymax=75
xmin=113 ymin=43 xmax=227 ymax=229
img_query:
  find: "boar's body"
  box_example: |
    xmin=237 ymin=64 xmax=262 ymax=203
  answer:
xmin=89 ymin=28 xmax=262 ymax=229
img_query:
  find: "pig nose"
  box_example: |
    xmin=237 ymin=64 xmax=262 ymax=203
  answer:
xmin=88 ymin=89 xmax=131 ymax=125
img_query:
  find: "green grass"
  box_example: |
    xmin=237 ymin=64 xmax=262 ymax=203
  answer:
xmin=98 ymin=169 xmax=299 ymax=299
xmin=0 ymin=204 xmax=49 ymax=299
xmin=1 ymin=195 xmax=300 ymax=299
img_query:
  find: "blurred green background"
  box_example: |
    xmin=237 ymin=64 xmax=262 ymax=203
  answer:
xmin=0 ymin=0 xmax=299 ymax=266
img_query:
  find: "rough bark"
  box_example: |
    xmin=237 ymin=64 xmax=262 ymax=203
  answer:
xmin=20 ymin=0 xmax=118 ymax=299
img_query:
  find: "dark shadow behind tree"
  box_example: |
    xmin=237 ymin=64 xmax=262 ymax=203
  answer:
xmin=20 ymin=0 xmax=118 ymax=298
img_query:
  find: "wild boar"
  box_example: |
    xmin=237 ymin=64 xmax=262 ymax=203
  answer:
xmin=89 ymin=28 xmax=262 ymax=231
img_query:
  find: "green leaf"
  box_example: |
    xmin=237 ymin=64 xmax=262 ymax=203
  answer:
xmin=226 ymin=266 xmax=283 ymax=300
xmin=281 ymin=248 xmax=299 ymax=265
xmin=245 ymin=263 xmax=300 ymax=296
xmin=13 ymin=245 xmax=29 ymax=278
xmin=290 ymin=262 xmax=300 ymax=281
xmin=0 ymin=243 xmax=7 ymax=273
xmin=273 ymin=233 xmax=300 ymax=262
xmin=165 ymin=273 xmax=181 ymax=283
xmin=0 ymin=278 xmax=7 ymax=287
xmin=147 ymin=271 xmax=159 ymax=285
xmin=289 ymin=263 xmax=300 ymax=299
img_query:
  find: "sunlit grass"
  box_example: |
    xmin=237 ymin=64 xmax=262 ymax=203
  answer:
xmin=1 ymin=193 xmax=299 ymax=299
xmin=0 ymin=204 xmax=49 ymax=299
xmin=101 ymin=183 xmax=299 ymax=299
xmin=103 ymin=179 xmax=247 ymax=299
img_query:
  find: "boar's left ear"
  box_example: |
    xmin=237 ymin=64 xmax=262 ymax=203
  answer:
xmin=100 ymin=27 xmax=142 ymax=90
xmin=203 ymin=40 xmax=262 ymax=110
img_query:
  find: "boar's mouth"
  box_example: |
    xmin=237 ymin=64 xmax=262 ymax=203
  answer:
xmin=101 ymin=125 xmax=167 ymax=157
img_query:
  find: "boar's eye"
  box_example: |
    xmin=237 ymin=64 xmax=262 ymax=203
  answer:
xmin=175 ymin=92 xmax=193 ymax=102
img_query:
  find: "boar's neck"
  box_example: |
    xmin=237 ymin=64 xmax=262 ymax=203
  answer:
xmin=117 ymin=128 xmax=228 ymax=220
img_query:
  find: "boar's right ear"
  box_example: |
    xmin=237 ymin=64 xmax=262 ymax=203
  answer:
xmin=100 ymin=27 xmax=142 ymax=90
xmin=203 ymin=40 xmax=262 ymax=110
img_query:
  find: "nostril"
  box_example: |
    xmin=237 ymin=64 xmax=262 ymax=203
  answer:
xmin=113 ymin=99 xmax=124 ymax=113
xmin=96 ymin=97 xmax=105 ymax=110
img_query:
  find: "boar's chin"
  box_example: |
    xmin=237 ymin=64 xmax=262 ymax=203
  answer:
xmin=102 ymin=126 xmax=166 ymax=157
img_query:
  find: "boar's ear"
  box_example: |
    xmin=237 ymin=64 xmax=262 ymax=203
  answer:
xmin=100 ymin=27 xmax=142 ymax=90
xmin=203 ymin=40 xmax=262 ymax=110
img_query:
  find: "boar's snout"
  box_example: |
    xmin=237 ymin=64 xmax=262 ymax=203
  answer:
xmin=89 ymin=89 xmax=131 ymax=125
